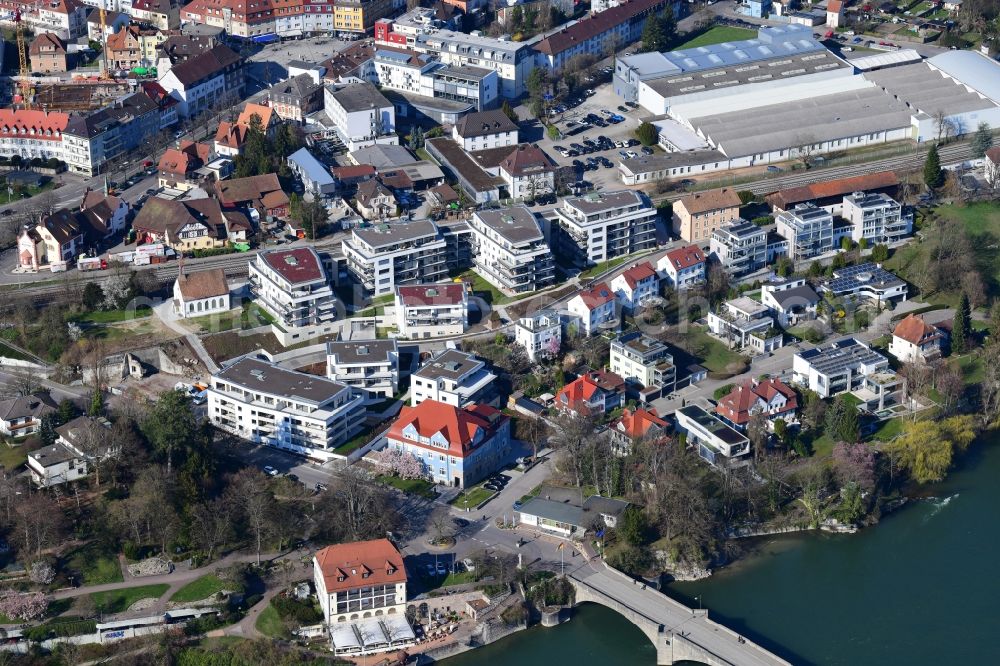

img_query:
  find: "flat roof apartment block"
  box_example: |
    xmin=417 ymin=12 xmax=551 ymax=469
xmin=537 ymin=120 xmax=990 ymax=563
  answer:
xmin=842 ymin=191 xmax=911 ymax=245
xmin=469 ymin=205 xmax=555 ymax=294
xmin=248 ymin=248 xmax=338 ymax=340
xmin=410 ymin=348 xmax=498 ymax=408
xmin=775 ymin=202 xmax=834 ymax=261
xmin=709 ymin=221 xmax=767 ymax=275
xmin=326 ymin=339 xmax=400 ymax=400
xmin=208 ymin=357 xmax=366 ymax=460
xmin=554 ymin=190 xmax=657 ymax=266
xmin=394 ymin=283 xmax=468 ymax=340
xmin=674 ymin=405 xmax=750 ymax=468
xmin=792 ymin=337 xmax=890 ymax=398
xmin=342 ymin=220 xmax=447 ymax=295
xmin=609 ymin=331 xmax=676 ymax=401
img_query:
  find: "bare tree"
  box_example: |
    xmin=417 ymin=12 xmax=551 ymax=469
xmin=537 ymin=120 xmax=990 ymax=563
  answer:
xmin=550 ymin=412 xmax=596 ymax=487
xmin=12 ymin=492 xmax=66 ymax=561
xmin=1 ymin=367 xmax=41 ymax=398
xmin=227 ymin=469 xmax=276 ymax=566
xmin=190 ymin=498 xmax=234 ymax=562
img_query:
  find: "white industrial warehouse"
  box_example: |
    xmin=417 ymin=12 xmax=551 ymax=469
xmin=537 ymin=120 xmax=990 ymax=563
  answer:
xmin=614 ymin=25 xmax=1000 ymax=184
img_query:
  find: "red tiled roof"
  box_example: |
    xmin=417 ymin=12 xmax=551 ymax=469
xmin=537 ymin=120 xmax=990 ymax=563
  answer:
xmin=827 ymin=0 xmax=843 ymax=11
xmin=664 ymin=245 xmax=705 ymax=272
xmin=768 ymin=171 xmax=898 ymax=209
xmin=715 ymin=378 xmax=798 ymax=426
xmin=237 ymin=102 xmax=275 ymax=129
xmin=29 ymin=32 xmax=65 ymax=56
xmin=986 ymin=146 xmax=1000 ymax=164
xmin=893 ymin=313 xmax=942 ymax=346
xmin=176 ymin=268 xmax=229 ymax=301
xmin=616 ymin=407 xmax=667 ymax=440
xmin=499 ymin=144 xmax=555 ymax=176
xmin=332 ymin=164 xmax=377 ymax=179
xmin=0 ymin=109 xmax=68 ymax=142
xmin=388 ymin=399 xmax=506 ymax=458
xmin=535 ymin=0 xmax=666 ymax=57
xmin=677 ymin=187 xmax=742 ymax=215
xmin=556 ymin=371 xmax=624 ymax=414
xmin=618 ymin=262 xmax=657 ymax=290
xmin=314 ymin=538 xmax=406 ymax=595
xmin=259 ymin=247 xmax=324 ymax=284
xmin=574 ymin=282 xmax=615 ymax=310
xmin=396 ymin=283 xmax=465 ymax=307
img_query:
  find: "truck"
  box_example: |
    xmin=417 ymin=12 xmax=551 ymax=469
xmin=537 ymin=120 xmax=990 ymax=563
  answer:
xmin=77 ymin=256 xmax=107 ymax=271
xmin=135 ymin=243 xmax=165 ymax=257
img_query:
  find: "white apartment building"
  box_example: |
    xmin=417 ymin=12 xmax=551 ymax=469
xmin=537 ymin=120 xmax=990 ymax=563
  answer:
xmin=343 ymin=220 xmax=448 ymax=296
xmin=324 ymin=82 xmax=398 ymax=152
xmin=760 ymin=277 xmax=820 ymax=327
xmin=248 ymin=247 xmax=339 ymax=345
xmin=208 ymin=357 xmax=366 ymax=460
xmin=157 ymin=44 xmax=244 ymax=118
xmin=842 ymin=191 xmax=912 ymax=245
xmin=775 ymin=203 xmax=834 ymax=261
xmin=609 ymin=331 xmax=676 ymax=402
xmin=657 ymin=244 xmax=706 ymax=290
xmin=707 ymin=297 xmax=783 ymax=353
xmin=792 ymin=337 xmax=891 ymax=398
xmin=469 ymin=205 xmax=555 ymax=294
xmin=709 ymin=221 xmax=767 ymax=276
xmin=554 ymin=190 xmax=657 ymax=267
xmin=610 ymin=261 xmax=659 ymax=313
xmin=567 ymin=282 xmax=619 ymax=336
xmin=326 ymin=339 xmax=400 ymax=401
xmin=394 ymin=283 xmax=468 ymax=340
xmin=410 ymin=349 xmax=499 ymax=408
xmin=515 ymin=310 xmax=562 ymax=362
xmin=674 ymin=405 xmax=751 ymax=468
xmin=452 ymin=109 xmax=519 ymax=151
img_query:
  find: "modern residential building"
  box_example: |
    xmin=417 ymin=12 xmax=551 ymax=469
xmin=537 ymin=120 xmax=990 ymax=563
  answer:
xmin=610 ymin=262 xmax=659 ymax=313
xmin=28 ymin=416 xmax=112 ymax=487
xmin=775 ymin=203 xmax=834 ymax=261
xmin=842 ymin=191 xmax=912 ymax=245
xmin=889 ymin=313 xmax=945 ymax=364
xmin=342 ymin=220 xmax=447 ymax=295
xmin=674 ymin=405 xmax=751 ymax=468
xmin=173 ymin=268 xmax=231 ymax=318
xmin=609 ymin=407 xmax=668 ymax=456
xmin=324 ymin=82 xmax=397 ymax=152
xmin=715 ymin=378 xmax=798 ymax=431
xmin=609 ymin=331 xmax=676 ymax=402
xmin=267 ymin=73 xmax=325 ymax=123
xmin=0 ymin=393 xmax=57 ymax=438
xmin=326 ymin=339 xmax=400 ymax=401
xmin=760 ymin=277 xmax=820 ymax=327
xmin=554 ymin=190 xmax=657 ymax=267
xmin=707 ymin=297 xmax=782 ymax=353
xmin=673 ymin=187 xmax=742 ymax=243
xmin=410 ymin=349 xmax=498 ymax=408
xmin=820 ymin=262 xmax=908 ymax=304
xmin=314 ymin=538 xmax=408 ymax=625
xmin=62 ymin=91 xmax=161 ymax=176
xmin=248 ymin=247 xmax=339 ymax=344
xmin=394 ymin=283 xmax=468 ymax=340
xmin=514 ymin=310 xmax=562 ymax=362
xmin=657 ymin=244 xmax=705 ymax=290
xmin=555 ymin=371 xmax=625 ymax=416
xmin=709 ymin=221 xmax=767 ymax=276
xmin=157 ymin=43 xmax=244 ymax=117
xmin=469 ymin=205 xmax=555 ymax=294
xmin=452 ymin=109 xmax=519 ymax=151
xmin=792 ymin=337 xmax=891 ymax=398
xmin=288 ymin=148 xmax=337 ymax=199
xmin=567 ymin=282 xmax=618 ymax=336
xmin=29 ymin=32 xmax=68 ymax=73
xmin=385 ymin=399 xmax=511 ymax=488
xmin=208 ymin=357 xmax=365 ymax=460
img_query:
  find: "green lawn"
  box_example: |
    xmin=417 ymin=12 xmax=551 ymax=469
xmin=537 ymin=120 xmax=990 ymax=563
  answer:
xmin=681 ymin=328 xmax=747 ymax=374
xmin=0 ymin=181 xmax=55 ymax=205
xmin=450 ymin=485 xmax=494 ymax=510
xmin=810 ymin=433 xmax=835 ymax=459
xmin=675 ymin=26 xmax=756 ymax=50
xmin=255 ymin=603 xmax=284 ymax=638
xmin=958 ymin=353 xmax=985 ymax=385
xmin=871 ymin=417 xmax=904 ymax=442
xmin=169 ymin=574 xmax=227 ymax=603
xmin=0 ymin=341 xmax=32 ymax=361
xmin=461 ymin=270 xmax=511 ymax=305
xmin=579 ymin=254 xmax=634 ymax=280
xmin=63 ymin=542 xmax=123 ymax=586
xmin=0 ymin=444 xmax=27 ymax=472
xmin=188 ymin=302 xmax=274 ymax=333
xmin=441 ymin=570 xmax=477 ymax=587
xmin=377 ymin=475 xmax=437 ymax=499
xmin=334 ymin=430 xmax=374 ymax=456
xmin=71 ymin=306 xmax=151 ymax=325
xmin=91 ymin=584 xmax=169 ymax=614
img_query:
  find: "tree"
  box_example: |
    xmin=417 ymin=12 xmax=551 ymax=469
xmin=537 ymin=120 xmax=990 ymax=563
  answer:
xmin=227 ymin=469 xmax=276 ymax=566
xmin=0 ymin=592 xmax=47 ymax=621
xmin=972 ymin=121 xmax=993 ymax=159
xmin=635 ymin=121 xmax=658 ymax=147
xmin=773 ymin=418 xmax=791 ymax=449
xmin=37 ymin=413 xmax=57 ymax=447
xmin=825 ymin=395 xmax=860 ymax=443
xmin=88 ymin=387 xmax=103 ymax=417
xmin=190 ymin=498 xmax=234 ymax=562
xmin=886 ymin=416 xmax=976 ymax=483
xmin=924 ymin=144 xmax=943 ymax=189
xmin=550 ymin=412 xmax=596 ymax=487
xmin=547 ymin=124 xmax=560 ymax=141
xmin=832 ymin=441 xmax=876 ymax=492
xmin=142 ymin=389 xmax=198 ymax=474
xmin=501 ymin=100 xmax=519 ymax=122
xmin=57 ymin=398 xmax=76 ymax=425
xmin=82 ymin=282 xmax=103 ymax=311
xmin=510 ymin=5 xmax=523 ymax=31
xmin=840 ymin=236 xmax=853 ymax=252
xmin=952 ymin=292 xmax=971 ymax=354
xmin=28 ymin=560 xmax=55 ymax=585
xmin=870 ymin=243 xmax=890 ymax=263
xmin=641 ymin=13 xmax=666 ymax=52
xmin=526 ymin=67 xmax=547 ymax=100
xmin=618 ymin=506 xmax=649 ymax=546
xmin=12 ymin=493 xmax=66 ymax=561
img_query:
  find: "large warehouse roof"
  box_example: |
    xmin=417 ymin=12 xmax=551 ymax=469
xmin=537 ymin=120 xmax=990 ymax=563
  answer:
xmin=690 ymin=87 xmax=913 ymax=159
xmin=865 ymin=62 xmax=996 ymax=117
xmin=848 ymin=49 xmax=922 ymax=71
xmin=662 ymin=24 xmax=822 ymax=73
xmin=927 ymin=50 xmax=1000 ymax=104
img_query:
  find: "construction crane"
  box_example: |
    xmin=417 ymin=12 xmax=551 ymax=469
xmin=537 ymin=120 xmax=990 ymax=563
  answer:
xmin=13 ymin=9 xmax=32 ymax=109
xmin=99 ymin=1 xmax=112 ymax=80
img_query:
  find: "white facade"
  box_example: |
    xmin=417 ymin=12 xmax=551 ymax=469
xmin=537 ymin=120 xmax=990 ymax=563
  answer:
xmin=842 ymin=192 xmax=912 ymax=245
xmin=326 ymin=340 xmax=400 ymax=401
xmin=609 ymin=263 xmax=660 ymax=313
xmin=469 ymin=206 xmax=555 ymax=294
xmin=324 ymin=83 xmax=398 ymax=152
xmin=657 ymin=245 xmax=706 ymax=290
xmin=208 ymin=357 xmax=365 ymax=460
xmin=792 ymin=337 xmax=890 ymax=398
xmin=515 ymin=311 xmax=561 ymax=362
xmin=159 ymin=68 xmax=225 ymax=118
xmin=567 ymin=283 xmax=618 ymax=336
xmin=674 ymin=405 xmax=751 ymax=468
xmin=248 ymin=248 xmax=338 ymax=342
xmin=707 ymin=297 xmax=782 ymax=353
xmin=760 ymin=277 xmax=819 ymax=327
xmin=410 ymin=349 xmax=498 ymax=408
xmin=609 ymin=332 xmax=676 ymax=398
xmin=709 ymin=221 xmax=767 ymax=276
xmin=394 ymin=284 xmax=468 ymax=340
xmin=775 ymin=203 xmax=834 ymax=261
xmin=554 ymin=190 xmax=658 ymax=266
xmin=343 ymin=221 xmax=448 ymax=296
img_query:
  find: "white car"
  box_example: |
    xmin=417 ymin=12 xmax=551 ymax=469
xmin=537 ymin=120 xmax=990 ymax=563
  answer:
xmin=560 ymin=150 xmax=571 ymax=158
xmin=615 ymin=140 xmax=626 ymax=148
xmin=626 ymin=150 xmax=638 ymax=159
xmin=462 ymin=558 xmax=476 ymax=572
xmin=262 ymin=466 xmax=279 ymax=477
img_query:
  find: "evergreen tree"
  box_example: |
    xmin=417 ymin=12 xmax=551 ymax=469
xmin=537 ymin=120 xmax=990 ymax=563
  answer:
xmin=641 ymin=14 xmax=666 ymax=52
xmin=57 ymin=399 xmax=76 ymax=425
xmin=501 ymin=100 xmax=519 ymax=122
xmin=971 ymin=122 xmax=993 ymax=159
xmin=953 ymin=292 xmax=971 ymax=354
xmin=82 ymin=282 xmax=103 ymax=311
xmin=38 ymin=414 xmax=57 ymax=447
xmin=635 ymin=121 xmax=658 ymax=146
xmin=825 ymin=395 xmax=860 ymax=443
xmin=88 ymin=388 xmax=102 ymax=417
xmin=923 ymin=143 xmax=943 ymax=189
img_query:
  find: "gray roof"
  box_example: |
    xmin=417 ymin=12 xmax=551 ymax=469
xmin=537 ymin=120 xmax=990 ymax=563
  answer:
xmin=824 ymin=262 xmax=905 ymax=295
xmin=352 ymin=219 xmax=440 ymax=249
xmin=582 ymin=495 xmax=630 ymax=518
xmin=770 ymin=284 xmax=819 ymax=308
xmin=349 ymin=144 xmax=418 ymax=170
xmin=714 ymin=221 xmax=766 ymax=242
xmin=865 ymin=61 xmax=996 ymax=117
xmin=454 ymin=110 xmax=519 ymax=139
xmin=517 ymin=497 xmax=585 ymax=527
xmin=414 ymin=349 xmax=483 ymax=381
xmin=64 ymin=92 xmax=158 ymax=138
xmin=30 ymin=443 xmax=79 ymax=468
xmin=436 ymin=64 xmax=494 ymax=81
xmin=620 ymin=150 xmax=728 ymax=175
xmin=55 ymin=415 xmax=109 ymax=450
xmin=663 ymin=24 xmax=821 ymax=72
xmin=288 ymin=148 xmax=334 ymax=187
xmin=0 ymin=393 xmax=57 ymax=422
xmin=326 ymin=339 xmax=398 ymax=366
xmin=677 ymin=405 xmax=748 ymax=445
xmin=796 ymin=337 xmax=888 ymax=375
xmin=928 ymin=49 xmax=1000 ymax=104
xmin=563 ymin=190 xmax=649 ymax=215
xmin=473 ymin=205 xmax=543 ymax=244
xmin=215 ymin=357 xmax=350 ymax=405
xmin=328 ymin=82 xmax=392 ymax=113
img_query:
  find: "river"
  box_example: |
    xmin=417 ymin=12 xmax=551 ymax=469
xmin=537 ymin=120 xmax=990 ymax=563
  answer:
xmin=446 ymin=435 xmax=1000 ymax=665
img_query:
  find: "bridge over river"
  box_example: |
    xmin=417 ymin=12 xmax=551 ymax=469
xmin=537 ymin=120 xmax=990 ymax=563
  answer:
xmin=567 ymin=562 xmax=790 ymax=666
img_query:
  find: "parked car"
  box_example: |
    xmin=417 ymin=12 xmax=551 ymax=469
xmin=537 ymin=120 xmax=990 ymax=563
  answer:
xmin=436 ymin=561 xmax=448 ymax=575
xmin=462 ymin=558 xmax=476 ymax=572
xmin=641 ymin=146 xmax=654 ymax=155
xmin=262 ymin=466 xmax=278 ymax=477
xmin=766 ymin=165 xmax=782 ymax=173
xmin=513 ymin=501 xmax=523 ymax=511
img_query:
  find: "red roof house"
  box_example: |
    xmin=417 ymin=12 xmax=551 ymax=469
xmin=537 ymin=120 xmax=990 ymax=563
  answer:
xmin=715 ymin=378 xmax=798 ymax=429
xmin=555 ymin=371 xmax=625 ymax=416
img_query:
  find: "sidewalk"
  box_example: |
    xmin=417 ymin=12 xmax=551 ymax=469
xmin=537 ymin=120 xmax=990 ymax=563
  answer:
xmin=152 ymin=300 xmax=220 ymax=373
